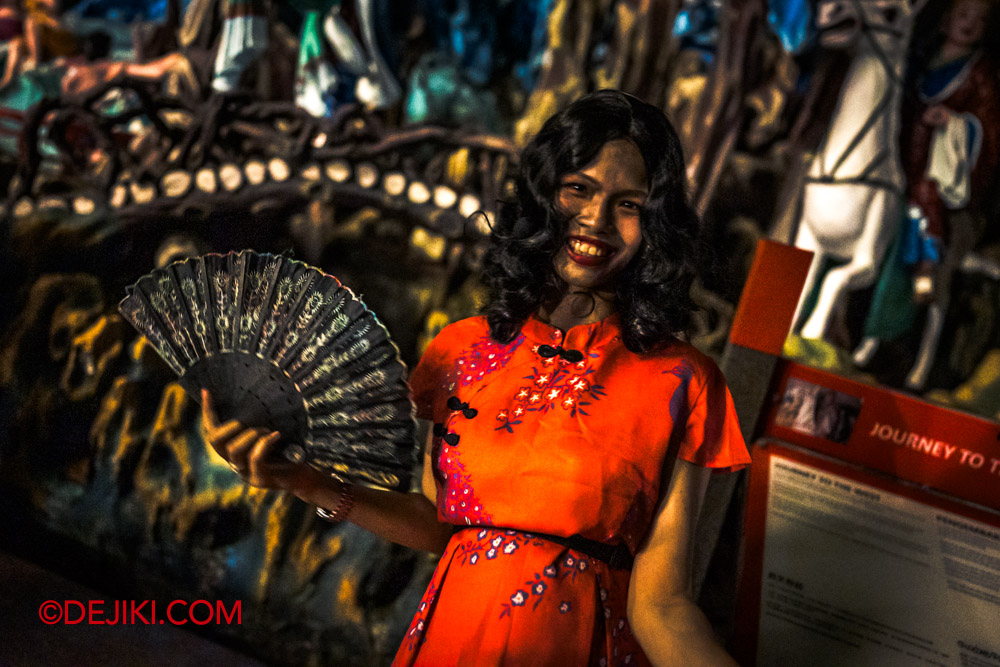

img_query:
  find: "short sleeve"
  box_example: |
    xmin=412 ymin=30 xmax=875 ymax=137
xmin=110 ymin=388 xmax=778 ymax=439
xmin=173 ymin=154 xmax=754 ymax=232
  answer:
xmin=407 ymin=327 xmax=454 ymax=422
xmin=677 ymin=362 xmax=752 ymax=473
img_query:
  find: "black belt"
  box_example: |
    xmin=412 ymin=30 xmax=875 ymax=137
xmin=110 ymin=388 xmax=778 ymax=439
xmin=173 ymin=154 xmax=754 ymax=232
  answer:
xmin=457 ymin=525 xmax=634 ymax=571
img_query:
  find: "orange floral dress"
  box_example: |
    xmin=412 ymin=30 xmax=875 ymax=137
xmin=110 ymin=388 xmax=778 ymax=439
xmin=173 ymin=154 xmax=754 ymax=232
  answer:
xmin=393 ymin=314 xmax=750 ymax=666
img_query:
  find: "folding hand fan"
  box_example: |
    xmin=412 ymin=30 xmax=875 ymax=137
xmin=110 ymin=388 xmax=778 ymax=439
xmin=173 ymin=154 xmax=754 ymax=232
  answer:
xmin=118 ymin=249 xmax=416 ymax=491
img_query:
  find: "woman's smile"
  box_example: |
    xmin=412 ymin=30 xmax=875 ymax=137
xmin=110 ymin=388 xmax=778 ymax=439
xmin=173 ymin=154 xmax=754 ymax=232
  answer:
xmin=552 ymin=138 xmax=647 ymax=291
xmin=566 ymin=235 xmax=615 ymax=264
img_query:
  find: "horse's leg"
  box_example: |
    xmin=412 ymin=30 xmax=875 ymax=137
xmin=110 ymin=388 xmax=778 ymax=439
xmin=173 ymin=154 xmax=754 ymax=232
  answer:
xmin=791 ymin=213 xmax=825 ymax=335
xmin=800 ymin=264 xmax=848 ymax=340
xmin=852 ymin=189 xmax=911 ymax=366
xmin=852 ymin=335 xmax=880 ymax=367
xmin=906 ymin=302 xmax=944 ymax=390
xmin=906 ymin=263 xmax=952 ymax=390
xmin=801 ymin=189 xmax=896 ymax=341
xmin=906 ymin=213 xmax=977 ymax=390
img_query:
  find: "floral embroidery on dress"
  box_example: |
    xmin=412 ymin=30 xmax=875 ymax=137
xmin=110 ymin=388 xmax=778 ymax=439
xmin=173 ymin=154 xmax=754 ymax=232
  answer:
xmin=431 ymin=333 xmax=524 ymax=524
xmin=393 ymin=316 xmax=741 ymax=667
xmin=454 ymin=529 xmax=544 ymax=566
xmin=445 ymin=333 xmax=525 ymax=391
xmin=403 ymin=580 xmax=439 ymax=652
xmin=495 ymin=351 xmax=606 ymax=432
xmin=595 ymin=574 xmax=638 ymax=666
xmin=498 ymin=548 xmax=595 ymax=619
xmin=438 ymin=445 xmax=492 ymax=524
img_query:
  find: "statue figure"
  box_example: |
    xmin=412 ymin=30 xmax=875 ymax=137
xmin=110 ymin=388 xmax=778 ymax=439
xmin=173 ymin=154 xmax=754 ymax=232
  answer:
xmin=211 ymin=0 xmax=269 ymax=93
xmin=321 ymin=0 xmax=401 ymax=110
xmin=854 ymin=0 xmax=1000 ymax=390
xmin=791 ymin=0 xmax=927 ymax=342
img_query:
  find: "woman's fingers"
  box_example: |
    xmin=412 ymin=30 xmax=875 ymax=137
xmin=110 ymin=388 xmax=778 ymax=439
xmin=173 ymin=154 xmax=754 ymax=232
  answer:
xmin=199 ymin=390 xmax=297 ymax=489
xmin=249 ymin=431 xmax=283 ymax=462
xmin=244 ymin=431 xmax=286 ymax=487
xmin=201 ymin=390 xmax=237 ymax=444
xmin=201 ymin=389 xmax=218 ymax=425
xmin=206 ymin=420 xmax=243 ymax=455
xmin=226 ymin=427 xmax=268 ymax=471
xmin=201 ymin=389 xmax=253 ymax=463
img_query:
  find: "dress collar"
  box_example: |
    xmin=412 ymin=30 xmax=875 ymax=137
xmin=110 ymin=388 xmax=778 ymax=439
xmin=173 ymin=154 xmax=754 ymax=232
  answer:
xmin=521 ymin=312 xmax=622 ymax=351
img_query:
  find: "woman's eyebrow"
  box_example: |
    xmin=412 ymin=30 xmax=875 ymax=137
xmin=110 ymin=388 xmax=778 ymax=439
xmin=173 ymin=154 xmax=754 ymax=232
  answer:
xmin=562 ymin=173 xmax=648 ymax=197
xmin=561 ymin=172 xmax=597 ymax=183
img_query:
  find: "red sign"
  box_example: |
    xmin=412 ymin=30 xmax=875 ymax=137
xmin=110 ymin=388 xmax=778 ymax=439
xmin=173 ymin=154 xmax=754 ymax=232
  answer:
xmin=762 ymin=361 xmax=1000 ymax=512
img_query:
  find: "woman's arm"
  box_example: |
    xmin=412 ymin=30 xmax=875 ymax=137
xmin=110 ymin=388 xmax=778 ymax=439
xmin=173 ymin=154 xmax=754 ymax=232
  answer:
xmin=627 ymin=458 xmax=737 ymax=666
xmin=202 ymin=390 xmax=453 ymax=554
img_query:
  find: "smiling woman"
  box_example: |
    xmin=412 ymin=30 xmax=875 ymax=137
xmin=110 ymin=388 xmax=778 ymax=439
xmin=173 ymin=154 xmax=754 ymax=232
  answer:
xmin=483 ymin=89 xmax=702 ymax=354
xmin=203 ymin=89 xmax=750 ymax=666
xmin=387 ymin=90 xmax=749 ymax=666
xmin=553 ymin=138 xmax=646 ymax=293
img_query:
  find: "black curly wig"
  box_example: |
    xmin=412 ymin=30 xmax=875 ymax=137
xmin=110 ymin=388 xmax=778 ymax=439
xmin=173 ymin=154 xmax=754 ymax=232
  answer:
xmin=482 ymin=89 xmax=701 ymax=354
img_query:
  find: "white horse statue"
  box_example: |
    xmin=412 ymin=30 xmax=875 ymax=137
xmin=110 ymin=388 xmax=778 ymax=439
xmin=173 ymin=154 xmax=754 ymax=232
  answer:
xmin=791 ymin=0 xmax=928 ymax=342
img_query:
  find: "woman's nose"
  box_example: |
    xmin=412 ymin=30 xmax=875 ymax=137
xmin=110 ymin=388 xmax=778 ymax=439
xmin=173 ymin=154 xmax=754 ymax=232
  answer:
xmin=577 ymin=196 xmax=610 ymax=229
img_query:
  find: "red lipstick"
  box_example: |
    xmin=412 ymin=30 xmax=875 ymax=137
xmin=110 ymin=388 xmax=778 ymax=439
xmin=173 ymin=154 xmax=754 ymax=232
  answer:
xmin=565 ymin=236 xmax=615 ymax=267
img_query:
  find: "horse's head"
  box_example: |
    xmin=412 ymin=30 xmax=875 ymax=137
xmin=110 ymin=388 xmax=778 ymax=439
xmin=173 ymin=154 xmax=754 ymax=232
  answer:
xmin=816 ymin=0 xmax=927 ymax=52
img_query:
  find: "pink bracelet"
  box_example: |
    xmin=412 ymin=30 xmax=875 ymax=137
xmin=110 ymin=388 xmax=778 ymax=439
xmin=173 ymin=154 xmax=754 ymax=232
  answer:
xmin=315 ymin=484 xmax=355 ymax=524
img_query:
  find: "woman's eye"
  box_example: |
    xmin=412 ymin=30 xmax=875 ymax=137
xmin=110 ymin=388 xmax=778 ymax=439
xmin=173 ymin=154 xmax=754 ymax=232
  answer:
xmin=561 ymin=182 xmax=586 ymax=195
xmin=620 ymin=200 xmax=643 ymax=212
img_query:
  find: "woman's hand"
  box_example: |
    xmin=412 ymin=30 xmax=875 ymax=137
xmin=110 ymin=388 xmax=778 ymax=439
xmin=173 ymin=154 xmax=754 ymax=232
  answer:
xmin=201 ymin=391 xmax=450 ymax=552
xmin=200 ymin=389 xmax=328 ymax=497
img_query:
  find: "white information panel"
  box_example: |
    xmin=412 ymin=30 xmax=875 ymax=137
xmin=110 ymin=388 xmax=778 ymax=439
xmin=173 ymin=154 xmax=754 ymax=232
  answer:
xmin=758 ymin=455 xmax=1000 ymax=667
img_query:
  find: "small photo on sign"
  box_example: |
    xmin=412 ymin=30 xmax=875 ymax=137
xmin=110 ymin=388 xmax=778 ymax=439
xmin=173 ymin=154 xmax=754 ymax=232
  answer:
xmin=775 ymin=378 xmax=863 ymax=444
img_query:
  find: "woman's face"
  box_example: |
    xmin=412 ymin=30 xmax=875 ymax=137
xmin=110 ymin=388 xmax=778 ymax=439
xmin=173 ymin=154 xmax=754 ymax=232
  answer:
xmin=552 ymin=139 xmax=647 ymax=292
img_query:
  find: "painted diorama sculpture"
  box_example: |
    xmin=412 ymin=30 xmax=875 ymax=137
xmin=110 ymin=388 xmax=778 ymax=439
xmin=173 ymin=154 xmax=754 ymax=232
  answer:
xmin=887 ymin=0 xmax=1000 ymax=390
xmin=791 ymin=0 xmax=925 ymax=345
xmin=3 ymin=0 xmax=1000 ymax=664
xmin=791 ymin=0 xmax=1000 ymax=394
xmin=295 ymin=0 xmax=402 ymax=115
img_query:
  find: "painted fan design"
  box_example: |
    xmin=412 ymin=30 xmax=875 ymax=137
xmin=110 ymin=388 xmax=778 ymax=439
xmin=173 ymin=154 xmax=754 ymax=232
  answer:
xmin=118 ymin=249 xmax=416 ymax=491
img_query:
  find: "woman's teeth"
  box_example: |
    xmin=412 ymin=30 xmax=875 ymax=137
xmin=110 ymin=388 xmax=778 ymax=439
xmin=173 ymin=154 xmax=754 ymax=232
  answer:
xmin=569 ymin=240 xmax=609 ymax=257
